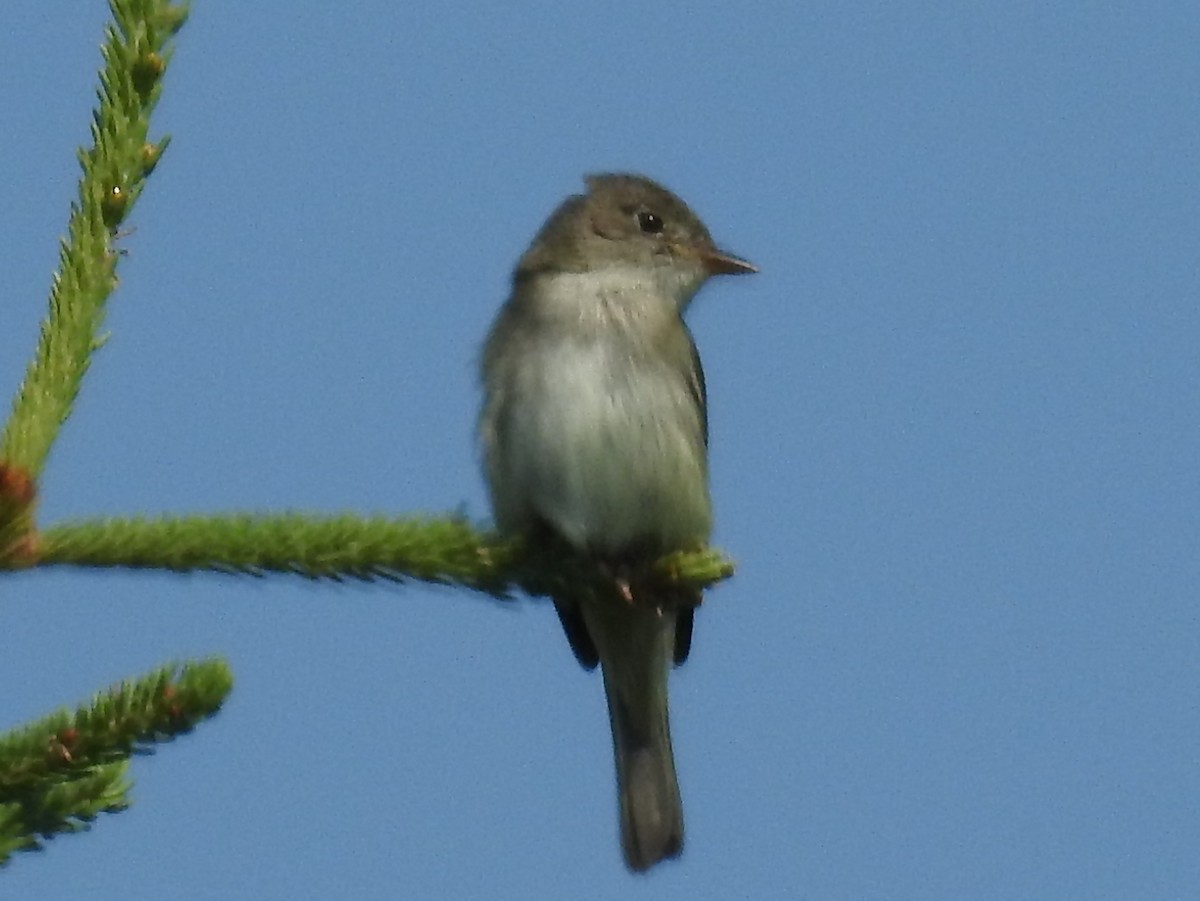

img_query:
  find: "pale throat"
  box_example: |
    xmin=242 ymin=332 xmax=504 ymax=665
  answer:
xmin=533 ymin=263 xmax=703 ymax=336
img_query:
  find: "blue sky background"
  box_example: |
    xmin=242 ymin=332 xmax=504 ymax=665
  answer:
xmin=3 ymin=3 xmax=1199 ymax=898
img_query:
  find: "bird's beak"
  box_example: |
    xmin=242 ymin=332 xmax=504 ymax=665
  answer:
xmin=700 ymin=246 xmax=757 ymax=276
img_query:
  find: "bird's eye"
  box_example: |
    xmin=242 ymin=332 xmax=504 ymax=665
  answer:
xmin=637 ymin=211 xmax=664 ymax=234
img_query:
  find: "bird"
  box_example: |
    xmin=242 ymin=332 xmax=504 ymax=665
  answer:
xmin=479 ymin=173 xmax=755 ymax=871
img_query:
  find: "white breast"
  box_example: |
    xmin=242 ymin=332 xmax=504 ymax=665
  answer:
xmin=485 ymin=269 xmax=711 ymax=555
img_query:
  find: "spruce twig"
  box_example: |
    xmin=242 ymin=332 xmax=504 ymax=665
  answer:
xmin=36 ymin=513 xmax=735 ymax=598
xmin=0 ymin=659 xmax=232 ymax=865
xmin=0 ymin=0 xmax=187 ymax=481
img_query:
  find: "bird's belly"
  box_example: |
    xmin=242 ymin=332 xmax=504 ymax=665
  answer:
xmin=503 ymin=343 xmax=711 ymax=556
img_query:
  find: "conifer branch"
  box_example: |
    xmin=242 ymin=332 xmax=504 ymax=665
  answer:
xmin=0 ymin=659 xmax=231 ymax=864
xmin=0 ymin=0 xmax=187 ymax=479
xmin=35 ymin=513 xmax=735 ymax=599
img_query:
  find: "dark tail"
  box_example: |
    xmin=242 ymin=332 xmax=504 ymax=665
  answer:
xmin=583 ymin=601 xmax=683 ymax=871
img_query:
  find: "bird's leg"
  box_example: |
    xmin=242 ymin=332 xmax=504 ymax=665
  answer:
xmin=616 ymin=575 xmax=636 ymax=605
xmin=595 ymin=558 xmax=637 ymax=605
xmin=599 ymin=557 xmax=679 ymax=617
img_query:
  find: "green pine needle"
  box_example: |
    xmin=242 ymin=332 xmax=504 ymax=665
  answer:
xmin=37 ymin=513 xmax=735 ymax=598
xmin=0 ymin=658 xmax=231 ymax=864
xmin=0 ymin=0 xmax=188 ymax=476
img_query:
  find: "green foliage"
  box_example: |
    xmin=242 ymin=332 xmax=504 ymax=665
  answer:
xmin=43 ymin=513 xmax=511 ymax=585
xmin=0 ymin=660 xmax=232 ymax=864
xmin=1 ymin=0 xmax=187 ymax=477
xmin=37 ymin=513 xmax=734 ymax=605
